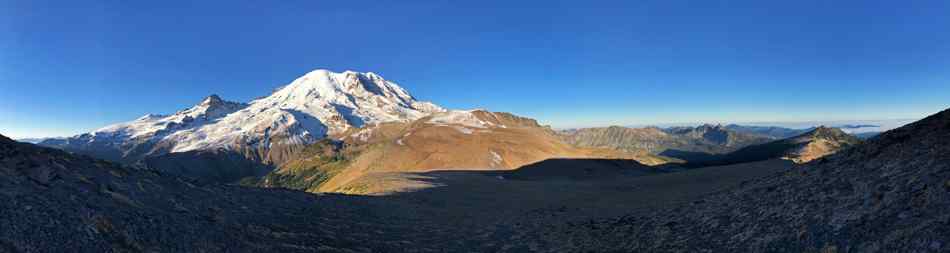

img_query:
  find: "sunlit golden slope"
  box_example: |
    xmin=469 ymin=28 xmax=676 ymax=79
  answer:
xmin=258 ymin=110 xmax=676 ymax=194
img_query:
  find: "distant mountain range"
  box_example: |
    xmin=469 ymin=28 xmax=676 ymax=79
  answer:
xmin=720 ymin=124 xmax=811 ymax=139
xmin=559 ymin=123 xmax=872 ymax=170
xmin=14 ymin=137 xmax=52 ymax=144
xmin=558 ymin=124 xmax=774 ymax=155
xmin=837 ymin=124 xmax=880 ymax=129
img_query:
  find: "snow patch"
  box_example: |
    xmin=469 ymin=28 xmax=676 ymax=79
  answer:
xmin=350 ymin=128 xmax=375 ymax=142
xmin=452 ymin=126 xmax=474 ymax=134
xmin=489 ymin=150 xmax=504 ymax=167
xmin=427 ymin=110 xmax=494 ymax=129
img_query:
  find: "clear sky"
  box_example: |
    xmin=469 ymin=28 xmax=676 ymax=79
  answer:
xmin=2 ymin=1 xmax=950 ymax=138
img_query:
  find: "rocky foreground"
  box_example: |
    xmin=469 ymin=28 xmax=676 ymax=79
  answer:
xmin=0 ymin=134 xmax=447 ymax=252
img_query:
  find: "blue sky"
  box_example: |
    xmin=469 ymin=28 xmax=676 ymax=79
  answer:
xmin=2 ymin=1 xmax=950 ymax=138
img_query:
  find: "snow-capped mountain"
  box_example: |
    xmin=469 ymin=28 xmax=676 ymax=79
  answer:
xmin=161 ymin=69 xmax=443 ymax=154
xmin=97 ymin=94 xmax=248 ymax=143
xmin=42 ymin=69 xmax=444 ymax=167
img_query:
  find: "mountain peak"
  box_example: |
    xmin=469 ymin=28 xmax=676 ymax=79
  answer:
xmin=137 ymin=114 xmax=166 ymax=121
xmin=768 ymin=126 xmax=862 ymax=163
xmin=180 ymin=94 xmax=246 ymax=120
xmin=276 ymin=69 xmax=405 ymax=101
xmin=170 ymin=69 xmax=441 ymax=150
xmin=200 ymin=94 xmax=223 ymax=105
xmin=802 ymin=126 xmax=855 ymax=142
xmin=261 ymin=69 xmax=442 ymax=128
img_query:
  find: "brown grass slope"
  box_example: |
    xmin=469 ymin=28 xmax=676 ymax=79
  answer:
xmin=259 ymin=110 xmax=677 ymax=195
xmin=783 ymin=126 xmax=863 ymax=163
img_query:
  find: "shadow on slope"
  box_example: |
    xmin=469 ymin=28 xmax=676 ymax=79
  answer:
xmin=143 ymin=149 xmax=274 ymax=185
xmin=503 ymin=158 xmax=665 ymax=181
xmin=658 ymin=149 xmax=721 ymax=164
xmin=359 ymin=159 xmax=796 ymax=229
